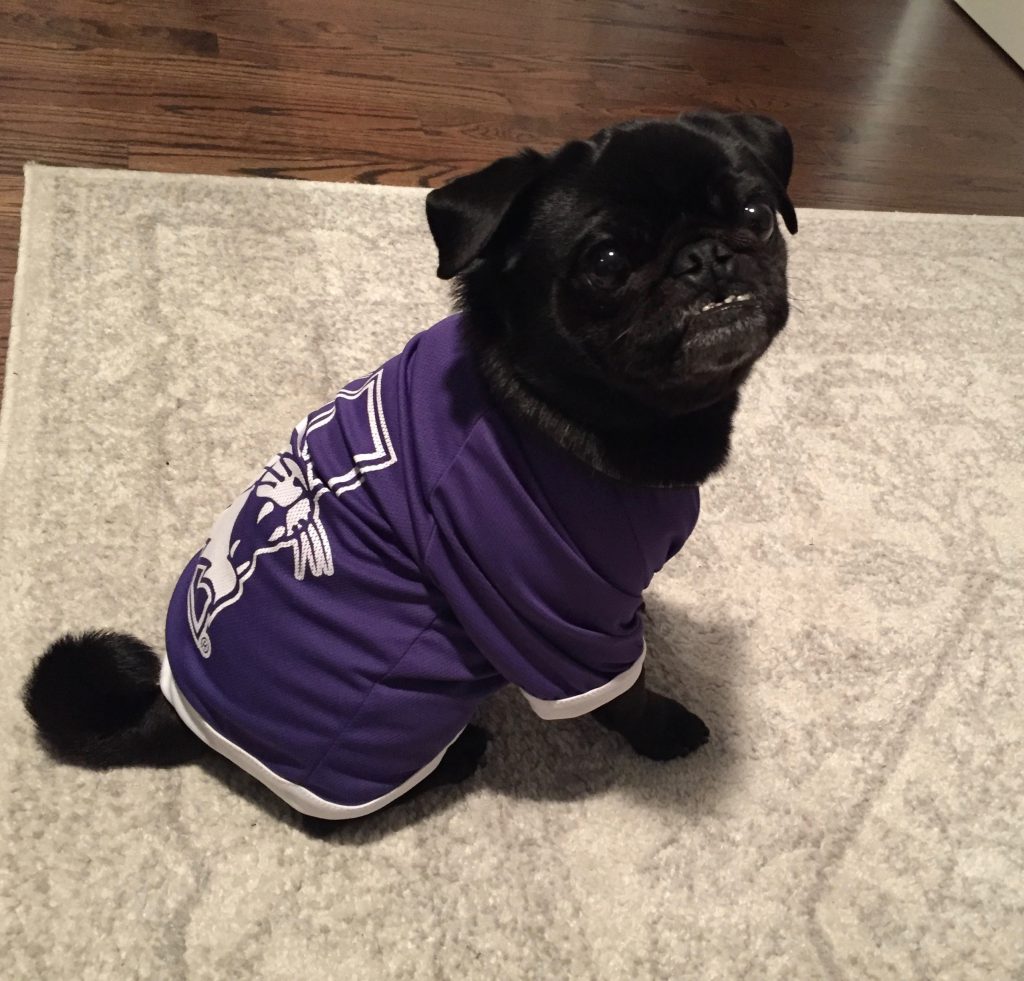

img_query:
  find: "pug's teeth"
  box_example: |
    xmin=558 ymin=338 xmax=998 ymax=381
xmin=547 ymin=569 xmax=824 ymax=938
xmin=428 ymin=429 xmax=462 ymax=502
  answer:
xmin=700 ymin=292 xmax=754 ymax=313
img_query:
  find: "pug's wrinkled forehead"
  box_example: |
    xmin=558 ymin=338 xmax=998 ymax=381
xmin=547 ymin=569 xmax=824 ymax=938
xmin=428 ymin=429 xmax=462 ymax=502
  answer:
xmin=541 ymin=116 xmax=796 ymax=240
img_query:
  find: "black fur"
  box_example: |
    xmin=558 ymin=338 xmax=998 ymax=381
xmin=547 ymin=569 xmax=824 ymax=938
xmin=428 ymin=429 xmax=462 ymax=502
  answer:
xmin=427 ymin=109 xmax=796 ymax=486
xmin=592 ymin=667 xmax=709 ymax=760
xmin=426 ymin=150 xmax=547 ymax=279
xmin=23 ymin=631 xmax=205 ymax=768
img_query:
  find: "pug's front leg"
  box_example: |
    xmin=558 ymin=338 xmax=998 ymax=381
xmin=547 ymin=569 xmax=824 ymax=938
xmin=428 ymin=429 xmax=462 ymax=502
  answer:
xmin=592 ymin=667 xmax=709 ymax=760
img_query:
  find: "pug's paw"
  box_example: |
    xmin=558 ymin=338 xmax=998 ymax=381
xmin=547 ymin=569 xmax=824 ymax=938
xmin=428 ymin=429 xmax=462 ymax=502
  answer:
xmin=628 ymin=693 xmax=710 ymax=761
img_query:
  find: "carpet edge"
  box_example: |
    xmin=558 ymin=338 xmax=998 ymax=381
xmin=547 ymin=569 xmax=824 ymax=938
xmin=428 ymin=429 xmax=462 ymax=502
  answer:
xmin=0 ymin=165 xmax=53 ymax=480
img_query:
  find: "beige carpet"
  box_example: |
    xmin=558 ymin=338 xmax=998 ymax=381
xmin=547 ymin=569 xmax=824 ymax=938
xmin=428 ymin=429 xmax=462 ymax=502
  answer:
xmin=2 ymin=164 xmax=1023 ymax=980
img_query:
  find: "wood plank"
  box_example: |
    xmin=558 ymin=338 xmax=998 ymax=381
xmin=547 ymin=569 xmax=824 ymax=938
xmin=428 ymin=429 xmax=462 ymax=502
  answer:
xmin=0 ymin=10 xmax=218 ymax=56
xmin=127 ymin=145 xmax=460 ymax=186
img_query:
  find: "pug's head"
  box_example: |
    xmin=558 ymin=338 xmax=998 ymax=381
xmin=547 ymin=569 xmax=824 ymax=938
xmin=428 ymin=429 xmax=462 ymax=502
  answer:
xmin=426 ymin=110 xmax=797 ymax=483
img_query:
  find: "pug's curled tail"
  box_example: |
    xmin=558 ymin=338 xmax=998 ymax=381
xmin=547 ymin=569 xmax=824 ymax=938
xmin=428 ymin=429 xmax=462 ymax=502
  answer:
xmin=23 ymin=630 xmax=205 ymax=768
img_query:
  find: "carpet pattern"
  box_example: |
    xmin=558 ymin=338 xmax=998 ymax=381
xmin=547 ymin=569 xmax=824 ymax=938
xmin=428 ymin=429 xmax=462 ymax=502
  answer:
xmin=2 ymin=165 xmax=1022 ymax=980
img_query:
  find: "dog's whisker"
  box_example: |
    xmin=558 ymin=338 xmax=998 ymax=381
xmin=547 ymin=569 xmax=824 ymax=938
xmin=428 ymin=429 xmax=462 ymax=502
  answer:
xmin=612 ymin=322 xmax=636 ymax=345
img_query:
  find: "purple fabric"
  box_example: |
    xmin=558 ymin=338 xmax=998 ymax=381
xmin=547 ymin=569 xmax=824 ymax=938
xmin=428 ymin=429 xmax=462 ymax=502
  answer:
xmin=164 ymin=314 xmax=700 ymax=806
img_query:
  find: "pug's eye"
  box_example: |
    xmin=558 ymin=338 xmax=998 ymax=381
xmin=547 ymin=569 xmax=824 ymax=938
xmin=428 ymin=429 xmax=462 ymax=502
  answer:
xmin=742 ymin=202 xmax=775 ymax=241
xmin=584 ymin=242 xmax=632 ymax=289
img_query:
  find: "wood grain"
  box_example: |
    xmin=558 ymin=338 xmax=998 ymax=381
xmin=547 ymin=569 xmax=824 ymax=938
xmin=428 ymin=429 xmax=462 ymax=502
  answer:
xmin=2 ymin=0 xmax=1023 ymax=407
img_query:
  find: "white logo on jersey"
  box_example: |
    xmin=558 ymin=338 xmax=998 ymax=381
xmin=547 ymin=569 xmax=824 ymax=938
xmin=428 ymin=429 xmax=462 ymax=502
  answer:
xmin=187 ymin=370 xmax=396 ymax=657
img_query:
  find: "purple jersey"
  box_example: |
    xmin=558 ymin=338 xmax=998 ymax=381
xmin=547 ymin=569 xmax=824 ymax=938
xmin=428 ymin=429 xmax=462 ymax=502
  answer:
xmin=161 ymin=314 xmax=700 ymax=818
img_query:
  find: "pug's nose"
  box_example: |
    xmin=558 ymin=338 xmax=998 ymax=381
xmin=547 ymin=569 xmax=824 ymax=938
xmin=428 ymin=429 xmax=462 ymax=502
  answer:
xmin=673 ymin=240 xmax=735 ymax=285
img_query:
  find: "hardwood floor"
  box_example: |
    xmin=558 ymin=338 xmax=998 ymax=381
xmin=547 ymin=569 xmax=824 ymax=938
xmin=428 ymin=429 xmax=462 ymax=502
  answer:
xmin=2 ymin=0 xmax=1023 ymax=403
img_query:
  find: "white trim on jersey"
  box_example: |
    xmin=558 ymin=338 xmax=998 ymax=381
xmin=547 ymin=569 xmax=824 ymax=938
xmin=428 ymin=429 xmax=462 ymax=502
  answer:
xmin=160 ymin=657 xmax=463 ymax=820
xmin=519 ymin=641 xmax=647 ymax=721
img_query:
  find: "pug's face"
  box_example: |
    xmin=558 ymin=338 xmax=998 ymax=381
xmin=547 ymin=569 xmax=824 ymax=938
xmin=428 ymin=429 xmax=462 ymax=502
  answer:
xmin=427 ymin=111 xmax=797 ymax=419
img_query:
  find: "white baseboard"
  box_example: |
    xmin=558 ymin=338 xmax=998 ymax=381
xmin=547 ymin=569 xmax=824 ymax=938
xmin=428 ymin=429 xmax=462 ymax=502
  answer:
xmin=955 ymin=0 xmax=1024 ymax=70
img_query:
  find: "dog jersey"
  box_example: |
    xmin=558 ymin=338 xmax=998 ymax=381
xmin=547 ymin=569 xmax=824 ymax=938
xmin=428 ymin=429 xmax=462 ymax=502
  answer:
xmin=161 ymin=314 xmax=700 ymax=818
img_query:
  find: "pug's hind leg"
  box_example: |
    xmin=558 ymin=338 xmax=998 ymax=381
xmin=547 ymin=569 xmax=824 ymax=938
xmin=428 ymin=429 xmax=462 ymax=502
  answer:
xmin=424 ymin=722 xmax=490 ymax=788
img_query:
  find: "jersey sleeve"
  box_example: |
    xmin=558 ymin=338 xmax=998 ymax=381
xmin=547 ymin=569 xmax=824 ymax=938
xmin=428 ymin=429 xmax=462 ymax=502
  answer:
xmin=422 ymin=421 xmax=648 ymax=720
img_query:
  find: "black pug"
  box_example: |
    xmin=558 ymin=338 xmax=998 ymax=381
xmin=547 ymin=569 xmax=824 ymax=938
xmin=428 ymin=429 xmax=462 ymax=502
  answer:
xmin=23 ymin=111 xmax=796 ymax=835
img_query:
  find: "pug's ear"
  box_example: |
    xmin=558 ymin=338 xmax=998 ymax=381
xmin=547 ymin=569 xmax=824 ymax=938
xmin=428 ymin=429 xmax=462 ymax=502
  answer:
xmin=723 ymin=113 xmax=794 ymax=187
xmin=426 ymin=150 xmax=548 ymax=280
xmin=686 ymin=111 xmax=798 ymax=234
